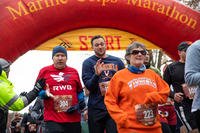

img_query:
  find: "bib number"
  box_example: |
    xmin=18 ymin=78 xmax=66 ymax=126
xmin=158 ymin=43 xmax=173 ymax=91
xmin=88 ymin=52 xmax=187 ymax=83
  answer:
xmin=54 ymin=95 xmax=72 ymax=112
xmin=135 ymin=103 xmax=157 ymax=126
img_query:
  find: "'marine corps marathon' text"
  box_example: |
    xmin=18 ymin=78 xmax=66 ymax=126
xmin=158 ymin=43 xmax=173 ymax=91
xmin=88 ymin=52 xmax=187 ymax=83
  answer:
xmin=127 ymin=0 xmax=197 ymax=29
xmin=5 ymin=0 xmax=197 ymax=29
xmin=6 ymin=0 xmax=68 ymax=20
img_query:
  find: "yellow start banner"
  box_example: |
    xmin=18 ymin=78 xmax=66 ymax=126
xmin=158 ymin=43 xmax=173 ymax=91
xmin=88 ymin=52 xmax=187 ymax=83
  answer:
xmin=35 ymin=28 xmax=160 ymax=51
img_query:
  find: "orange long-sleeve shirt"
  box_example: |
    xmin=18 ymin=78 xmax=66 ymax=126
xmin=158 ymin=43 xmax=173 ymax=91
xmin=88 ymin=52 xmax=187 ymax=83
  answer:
xmin=105 ymin=68 xmax=170 ymax=133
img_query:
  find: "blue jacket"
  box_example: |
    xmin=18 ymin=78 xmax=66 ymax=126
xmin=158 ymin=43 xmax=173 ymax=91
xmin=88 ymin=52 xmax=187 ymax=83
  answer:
xmin=82 ymin=55 xmax=125 ymax=111
xmin=185 ymin=40 xmax=200 ymax=112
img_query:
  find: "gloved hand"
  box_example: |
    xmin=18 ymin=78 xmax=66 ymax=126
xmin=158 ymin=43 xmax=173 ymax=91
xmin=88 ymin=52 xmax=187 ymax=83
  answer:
xmin=19 ymin=92 xmax=27 ymax=96
xmin=78 ymin=99 xmax=86 ymax=111
xmin=66 ymin=104 xmax=79 ymax=113
xmin=34 ymin=78 xmax=46 ymax=92
xmin=66 ymin=99 xmax=86 ymax=113
xmin=22 ymin=78 xmax=46 ymax=105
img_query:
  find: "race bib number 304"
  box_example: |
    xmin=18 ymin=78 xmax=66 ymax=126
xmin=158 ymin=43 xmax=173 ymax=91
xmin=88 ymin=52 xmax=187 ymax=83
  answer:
xmin=135 ymin=103 xmax=157 ymax=126
xmin=53 ymin=95 xmax=72 ymax=112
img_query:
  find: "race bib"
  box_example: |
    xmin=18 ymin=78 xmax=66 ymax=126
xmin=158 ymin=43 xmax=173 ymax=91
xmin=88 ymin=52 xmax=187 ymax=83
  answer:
xmin=135 ymin=103 xmax=157 ymax=126
xmin=53 ymin=95 xmax=72 ymax=112
xmin=99 ymin=81 xmax=110 ymax=96
xmin=28 ymin=124 xmax=37 ymax=132
xmin=182 ymin=84 xmax=197 ymax=99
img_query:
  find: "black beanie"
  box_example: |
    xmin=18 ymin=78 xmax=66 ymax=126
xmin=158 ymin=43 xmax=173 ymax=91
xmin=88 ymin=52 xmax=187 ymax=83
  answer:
xmin=52 ymin=46 xmax=67 ymax=58
xmin=177 ymin=41 xmax=191 ymax=51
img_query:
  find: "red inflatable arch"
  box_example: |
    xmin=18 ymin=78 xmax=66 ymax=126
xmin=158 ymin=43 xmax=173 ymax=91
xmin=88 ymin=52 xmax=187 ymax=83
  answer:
xmin=0 ymin=0 xmax=200 ymax=62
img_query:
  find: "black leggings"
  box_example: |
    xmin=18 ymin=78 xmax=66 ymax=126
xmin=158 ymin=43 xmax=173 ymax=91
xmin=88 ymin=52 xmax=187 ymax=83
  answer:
xmin=193 ymin=110 xmax=200 ymax=132
xmin=161 ymin=122 xmax=172 ymax=133
xmin=0 ymin=109 xmax=8 ymax=133
xmin=88 ymin=109 xmax=117 ymax=133
xmin=44 ymin=121 xmax=81 ymax=133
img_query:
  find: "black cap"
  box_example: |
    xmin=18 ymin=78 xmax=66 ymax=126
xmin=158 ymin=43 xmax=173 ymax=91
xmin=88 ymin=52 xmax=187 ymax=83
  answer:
xmin=177 ymin=41 xmax=191 ymax=51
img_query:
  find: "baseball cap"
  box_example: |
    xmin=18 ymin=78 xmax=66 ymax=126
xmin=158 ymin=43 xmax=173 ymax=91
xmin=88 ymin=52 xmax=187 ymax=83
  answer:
xmin=177 ymin=41 xmax=192 ymax=51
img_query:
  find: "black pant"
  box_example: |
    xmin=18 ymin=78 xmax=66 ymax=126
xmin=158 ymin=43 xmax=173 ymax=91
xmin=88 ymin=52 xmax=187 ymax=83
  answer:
xmin=88 ymin=108 xmax=117 ymax=133
xmin=193 ymin=109 xmax=200 ymax=132
xmin=0 ymin=109 xmax=8 ymax=133
xmin=44 ymin=121 xmax=81 ymax=133
xmin=161 ymin=122 xmax=172 ymax=133
xmin=175 ymin=103 xmax=197 ymax=133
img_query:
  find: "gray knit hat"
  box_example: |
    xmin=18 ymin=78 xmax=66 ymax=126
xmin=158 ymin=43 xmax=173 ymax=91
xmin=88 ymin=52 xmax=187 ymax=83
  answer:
xmin=0 ymin=58 xmax=11 ymax=76
xmin=52 ymin=46 xmax=67 ymax=58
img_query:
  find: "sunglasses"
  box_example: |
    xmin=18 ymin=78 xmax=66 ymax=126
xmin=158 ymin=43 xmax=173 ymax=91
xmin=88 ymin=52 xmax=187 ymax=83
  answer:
xmin=131 ymin=50 xmax=147 ymax=55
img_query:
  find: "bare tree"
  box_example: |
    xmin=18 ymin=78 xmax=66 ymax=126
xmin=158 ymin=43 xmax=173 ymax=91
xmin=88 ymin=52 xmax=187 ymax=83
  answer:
xmin=177 ymin=0 xmax=200 ymax=11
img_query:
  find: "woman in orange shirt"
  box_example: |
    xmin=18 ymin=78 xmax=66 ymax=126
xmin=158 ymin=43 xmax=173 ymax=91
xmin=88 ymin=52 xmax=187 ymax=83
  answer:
xmin=104 ymin=42 xmax=170 ymax=133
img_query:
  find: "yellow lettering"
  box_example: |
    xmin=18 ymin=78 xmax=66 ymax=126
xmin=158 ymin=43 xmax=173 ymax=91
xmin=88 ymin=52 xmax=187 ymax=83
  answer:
xmin=170 ymin=6 xmax=180 ymax=20
xmin=179 ymin=14 xmax=188 ymax=24
xmin=151 ymin=1 xmax=158 ymax=11
xmin=127 ymin=0 xmax=138 ymax=6
xmin=28 ymin=2 xmax=38 ymax=13
xmin=102 ymin=0 xmax=109 ymax=6
xmin=102 ymin=0 xmax=118 ymax=6
xmin=77 ymin=0 xmax=85 ymax=2
xmin=44 ymin=0 xmax=51 ymax=7
xmin=35 ymin=0 xmax=43 ymax=10
xmin=49 ymin=0 xmax=55 ymax=6
xmin=143 ymin=0 xmax=151 ymax=9
xmin=60 ymin=0 xmax=68 ymax=4
xmin=187 ymin=18 xmax=197 ymax=29
xmin=55 ymin=0 xmax=68 ymax=5
xmin=111 ymin=0 xmax=118 ymax=3
xmin=157 ymin=4 xmax=165 ymax=14
xmin=165 ymin=6 xmax=172 ymax=16
xmin=138 ymin=0 xmax=142 ymax=7
xmin=55 ymin=0 xmax=60 ymax=5
xmin=6 ymin=1 xmax=29 ymax=20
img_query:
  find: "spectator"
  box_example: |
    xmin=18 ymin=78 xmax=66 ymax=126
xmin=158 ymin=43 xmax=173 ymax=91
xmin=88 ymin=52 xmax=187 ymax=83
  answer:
xmin=81 ymin=87 xmax=89 ymax=133
xmin=10 ymin=113 xmax=23 ymax=133
xmin=163 ymin=41 xmax=198 ymax=133
xmin=21 ymin=106 xmax=37 ymax=133
xmin=185 ymin=40 xmax=200 ymax=132
xmin=31 ymin=97 xmax=44 ymax=133
xmin=144 ymin=50 xmax=161 ymax=76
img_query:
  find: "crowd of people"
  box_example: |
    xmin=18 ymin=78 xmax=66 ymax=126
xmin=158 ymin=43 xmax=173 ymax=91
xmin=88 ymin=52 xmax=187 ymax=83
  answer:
xmin=0 ymin=35 xmax=199 ymax=133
